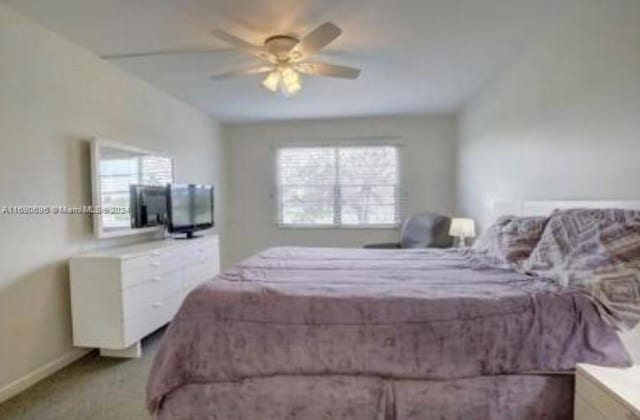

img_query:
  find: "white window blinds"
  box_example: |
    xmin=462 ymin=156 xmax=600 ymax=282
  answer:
xmin=277 ymin=145 xmax=403 ymax=227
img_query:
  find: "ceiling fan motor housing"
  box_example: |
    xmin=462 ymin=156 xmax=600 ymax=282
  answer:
xmin=264 ymin=35 xmax=300 ymax=61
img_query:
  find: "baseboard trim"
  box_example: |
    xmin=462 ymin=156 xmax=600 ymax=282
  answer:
xmin=0 ymin=347 xmax=92 ymax=404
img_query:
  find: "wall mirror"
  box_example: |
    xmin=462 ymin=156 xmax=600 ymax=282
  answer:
xmin=91 ymin=138 xmax=175 ymax=238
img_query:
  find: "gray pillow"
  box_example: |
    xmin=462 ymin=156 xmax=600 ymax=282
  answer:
xmin=400 ymin=213 xmax=453 ymax=248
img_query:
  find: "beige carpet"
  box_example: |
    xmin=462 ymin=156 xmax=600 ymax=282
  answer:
xmin=0 ymin=329 xmax=164 ymax=420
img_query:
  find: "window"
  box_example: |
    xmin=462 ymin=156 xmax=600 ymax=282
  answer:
xmin=276 ymin=145 xmax=403 ymax=227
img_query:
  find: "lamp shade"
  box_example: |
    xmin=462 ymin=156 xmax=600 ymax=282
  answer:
xmin=262 ymin=71 xmax=281 ymax=92
xmin=449 ymin=218 xmax=475 ymax=238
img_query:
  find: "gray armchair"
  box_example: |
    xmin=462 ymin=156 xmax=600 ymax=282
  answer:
xmin=364 ymin=212 xmax=453 ymax=249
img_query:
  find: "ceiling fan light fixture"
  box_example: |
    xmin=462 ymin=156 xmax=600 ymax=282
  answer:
xmin=281 ymin=78 xmax=302 ymax=97
xmin=280 ymin=67 xmax=302 ymax=97
xmin=281 ymin=67 xmax=299 ymax=84
xmin=261 ymin=66 xmax=302 ymax=97
xmin=262 ymin=70 xmax=280 ymax=92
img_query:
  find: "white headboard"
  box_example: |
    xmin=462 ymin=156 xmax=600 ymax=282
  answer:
xmin=493 ymin=200 xmax=640 ymax=363
xmin=493 ymin=200 xmax=640 ymax=221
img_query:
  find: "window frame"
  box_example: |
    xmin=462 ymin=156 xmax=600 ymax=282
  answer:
xmin=274 ymin=142 xmax=406 ymax=230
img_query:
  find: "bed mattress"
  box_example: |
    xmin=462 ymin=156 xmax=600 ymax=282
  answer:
xmin=147 ymin=247 xmax=631 ymax=415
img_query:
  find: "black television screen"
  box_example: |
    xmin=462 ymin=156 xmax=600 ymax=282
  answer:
xmin=167 ymin=184 xmax=214 ymax=237
xmin=129 ymin=185 xmax=168 ymax=228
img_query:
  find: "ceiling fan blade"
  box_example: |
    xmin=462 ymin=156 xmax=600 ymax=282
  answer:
xmin=295 ymin=62 xmax=361 ymax=79
xmin=289 ymin=22 xmax=342 ymax=61
xmin=101 ymin=48 xmax=228 ymax=60
xmin=210 ymin=29 xmax=275 ymax=62
xmin=210 ymin=66 xmax=274 ymax=81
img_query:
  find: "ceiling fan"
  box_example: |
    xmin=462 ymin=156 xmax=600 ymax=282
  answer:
xmin=102 ymin=22 xmax=361 ymax=97
xmin=209 ymin=22 xmax=361 ymax=97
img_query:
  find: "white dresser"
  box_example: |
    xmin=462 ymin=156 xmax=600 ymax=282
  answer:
xmin=575 ymin=364 xmax=640 ymax=420
xmin=70 ymin=235 xmax=220 ymax=358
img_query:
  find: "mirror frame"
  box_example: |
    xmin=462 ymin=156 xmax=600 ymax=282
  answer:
xmin=90 ymin=137 xmax=175 ymax=239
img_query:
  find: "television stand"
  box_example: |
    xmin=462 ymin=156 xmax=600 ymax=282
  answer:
xmin=175 ymin=232 xmax=203 ymax=240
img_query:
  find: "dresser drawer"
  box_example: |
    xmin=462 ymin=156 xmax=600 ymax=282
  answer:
xmin=576 ymin=372 xmax=639 ymax=420
xmin=122 ymin=269 xmax=182 ymax=320
xmin=121 ymin=246 xmax=184 ymax=269
xmin=183 ymin=246 xmax=218 ymax=264
xmin=123 ymin=291 xmax=183 ymax=346
xmin=121 ymin=254 xmax=182 ymax=289
xmin=183 ymin=238 xmax=218 ymax=256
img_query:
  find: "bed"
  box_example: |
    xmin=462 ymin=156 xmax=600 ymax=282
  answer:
xmin=147 ymin=201 xmax=640 ymax=420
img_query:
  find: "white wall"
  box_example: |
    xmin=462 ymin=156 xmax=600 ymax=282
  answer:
xmin=224 ymin=115 xmax=456 ymax=265
xmin=457 ymin=0 xmax=640 ymax=231
xmin=0 ymin=4 xmax=226 ymax=396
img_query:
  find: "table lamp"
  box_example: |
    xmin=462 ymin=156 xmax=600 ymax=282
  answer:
xmin=449 ymin=218 xmax=475 ymax=247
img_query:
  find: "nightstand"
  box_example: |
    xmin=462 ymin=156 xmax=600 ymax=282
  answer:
xmin=575 ymin=364 xmax=640 ymax=420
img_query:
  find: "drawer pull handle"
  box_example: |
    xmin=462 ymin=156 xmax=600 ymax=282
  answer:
xmin=151 ymin=251 xmax=161 ymax=256
xmin=152 ymin=276 xmax=161 ymax=283
xmin=151 ymin=262 xmax=161 ymax=267
xmin=152 ymin=302 xmax=163 ymax=308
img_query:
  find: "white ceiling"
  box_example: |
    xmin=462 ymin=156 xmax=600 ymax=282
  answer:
xmin=4 ymin=0 xmax=567 ymax=122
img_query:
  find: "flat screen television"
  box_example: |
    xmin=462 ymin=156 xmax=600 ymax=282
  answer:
xmin=129 ymin=185 xmax=168 ymax=228
xmin=167 ymin=184 xmax=214 ymax=238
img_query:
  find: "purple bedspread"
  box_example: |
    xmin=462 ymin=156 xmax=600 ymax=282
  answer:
xmin=156 ymin=374 xmax=575 ymax=420
xmin=147 ymin=247 xmax=631 ymax=414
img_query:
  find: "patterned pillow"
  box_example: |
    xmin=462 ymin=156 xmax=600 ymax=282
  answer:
xmin=472 ymin=215 xmax=548 ymax=266
xmin=498 ymin=216 xmax=549 ymax=264
xmin=524 ymin=211 xmax=640 ymax=329
xmin=590 ymin=264 xmax=640 ymax=329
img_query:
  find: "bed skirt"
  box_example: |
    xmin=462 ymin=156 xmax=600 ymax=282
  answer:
xmin=155 ymin=373 xmax=574 ymax=420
